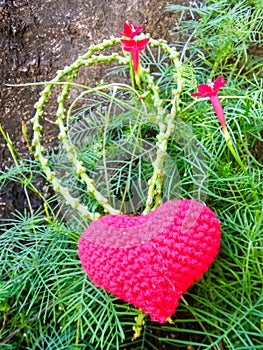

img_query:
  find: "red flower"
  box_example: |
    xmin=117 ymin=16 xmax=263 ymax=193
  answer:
xmin=119 ymin=21 xmax=146 ymax=39
xmin=191 ymin=76 xmax=228 ymax=129
xmin=121 ymin=38 xmax=150 ymax=74
xmin=191 ymin=76 xmax=227 ymax=97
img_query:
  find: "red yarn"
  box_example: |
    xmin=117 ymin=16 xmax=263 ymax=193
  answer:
xmin=78 ymin=199 xmax=220 ymax=323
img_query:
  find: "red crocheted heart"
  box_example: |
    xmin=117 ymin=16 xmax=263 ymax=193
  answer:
xmin=78 ymin=199 xmax=220 ymax=323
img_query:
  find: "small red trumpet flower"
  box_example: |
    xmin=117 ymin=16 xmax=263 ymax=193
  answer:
xmin=121 ymin=38 xmax=150 ymax=74
xmin=191 ymin=76 xmax=228 ymax=130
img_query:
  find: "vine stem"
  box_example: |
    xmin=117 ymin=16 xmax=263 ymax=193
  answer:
xmin=30 ymin=40 xmax=128 ymax=219
xmin=28 ymin=37 xmax=184 ymax=220
xmin=56 ymin=82 xmax=120 ymax=215
xmin=143 ymin=40 xmax=183 ymax=214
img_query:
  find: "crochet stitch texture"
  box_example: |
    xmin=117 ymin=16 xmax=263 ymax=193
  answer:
xmin=78 ymin=199 xmax=221 ymax=323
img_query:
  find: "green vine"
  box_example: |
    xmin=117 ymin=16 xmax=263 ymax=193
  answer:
xmin=30 ymin=36 xmax=184 ymax=220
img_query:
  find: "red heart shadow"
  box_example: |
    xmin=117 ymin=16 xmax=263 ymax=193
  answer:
xmin=78 ymin=199 xmax=220 ymax=323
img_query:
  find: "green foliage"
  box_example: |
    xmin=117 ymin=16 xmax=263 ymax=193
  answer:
xmin=167 ymin=0 xmax=263 ymax=78
xmin=1 ymin=0 xmax=263 ymax=348
xmin=0 ymin=208 xmax=139 ymax=349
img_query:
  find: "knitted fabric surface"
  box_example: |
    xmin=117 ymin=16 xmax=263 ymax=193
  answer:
xmin=78 ymin=199 xmax=221 ymax=323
